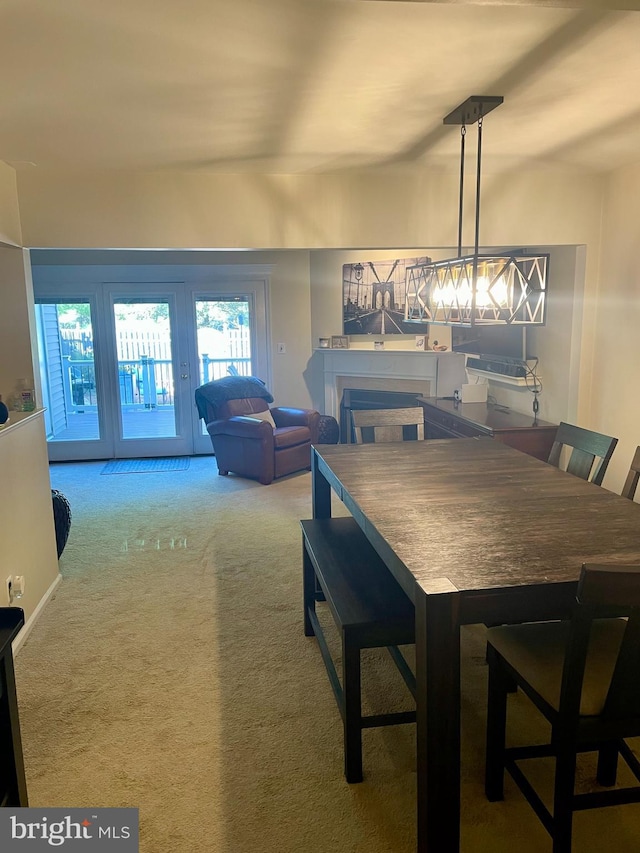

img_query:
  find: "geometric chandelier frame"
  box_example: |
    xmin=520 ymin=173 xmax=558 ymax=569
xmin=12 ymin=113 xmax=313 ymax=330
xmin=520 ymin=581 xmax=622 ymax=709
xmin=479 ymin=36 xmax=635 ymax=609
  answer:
xmin=405 ymin=252 xmax=548 ymax=326
xmin=403 ymin=95 xmax=549 ymax=327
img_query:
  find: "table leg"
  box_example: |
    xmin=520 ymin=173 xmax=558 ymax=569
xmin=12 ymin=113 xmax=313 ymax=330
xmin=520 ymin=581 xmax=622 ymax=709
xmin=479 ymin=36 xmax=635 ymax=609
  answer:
xmin=415 ymin=587 xmax=460 ymax=852
xmin=311 ymin=449 xmax=331 ymax=519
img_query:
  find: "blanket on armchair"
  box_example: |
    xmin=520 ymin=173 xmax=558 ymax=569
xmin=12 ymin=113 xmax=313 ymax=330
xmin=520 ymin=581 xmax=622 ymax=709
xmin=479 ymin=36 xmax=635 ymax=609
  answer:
xmin=195 ymin=376 xmax=274 ymax=421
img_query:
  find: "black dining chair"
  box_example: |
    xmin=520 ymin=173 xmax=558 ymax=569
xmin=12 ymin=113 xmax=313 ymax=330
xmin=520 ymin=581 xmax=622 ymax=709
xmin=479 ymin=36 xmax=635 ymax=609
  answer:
xmin=351 ymin=407 xmax=425 ymax=444
xmin=485 ymin=563 xmax=640 ymax=853
xmin=622 ymin=445 xmax=640 ymax=501
xmin=547 ymin=422 xmax=617 ymax=486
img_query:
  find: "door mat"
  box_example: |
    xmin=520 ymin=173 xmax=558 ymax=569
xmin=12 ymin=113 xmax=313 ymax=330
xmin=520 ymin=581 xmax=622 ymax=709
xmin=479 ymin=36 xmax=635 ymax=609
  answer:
xmin=101 ymin=457 xmax=191 ymax=474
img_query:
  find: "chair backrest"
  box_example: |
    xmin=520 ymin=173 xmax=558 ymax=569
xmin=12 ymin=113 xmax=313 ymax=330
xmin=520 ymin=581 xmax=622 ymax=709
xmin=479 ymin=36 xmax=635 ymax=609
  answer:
xmin=547 ymin=421 xmax=618 ymax=485
xmin=351 ymin=407 xmax=425 ymax=444
xmin=560 ymin=564 xmax=640 ymax=720
xmin=622 ymin=446 xmax=640 ymax=500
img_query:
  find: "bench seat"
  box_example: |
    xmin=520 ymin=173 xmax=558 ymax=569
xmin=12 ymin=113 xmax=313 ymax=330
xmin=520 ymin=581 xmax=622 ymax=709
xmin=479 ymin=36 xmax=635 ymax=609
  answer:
xmin=301 ymin=516 xmax=416 ymax=782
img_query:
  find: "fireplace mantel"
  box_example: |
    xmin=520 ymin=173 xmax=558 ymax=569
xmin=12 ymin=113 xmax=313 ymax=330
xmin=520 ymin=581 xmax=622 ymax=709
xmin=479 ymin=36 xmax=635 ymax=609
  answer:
xmin=318 ymin=349 xmax=465 ymax=419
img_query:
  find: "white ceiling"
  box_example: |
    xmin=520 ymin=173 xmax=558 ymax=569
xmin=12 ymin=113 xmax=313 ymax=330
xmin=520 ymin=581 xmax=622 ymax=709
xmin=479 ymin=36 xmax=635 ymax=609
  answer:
xmin=2 ymin=0 xmax=640 ymax=175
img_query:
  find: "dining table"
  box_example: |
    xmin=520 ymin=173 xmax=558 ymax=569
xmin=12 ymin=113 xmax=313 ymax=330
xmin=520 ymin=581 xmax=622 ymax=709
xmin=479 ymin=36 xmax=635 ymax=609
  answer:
xmin=310 ymin=436 xmax=640 ymax=852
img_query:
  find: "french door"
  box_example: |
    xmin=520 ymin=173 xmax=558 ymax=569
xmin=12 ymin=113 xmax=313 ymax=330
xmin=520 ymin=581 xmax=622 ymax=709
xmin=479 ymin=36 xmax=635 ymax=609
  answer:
xmin=33 ymin=265 xmax=270 ymax=461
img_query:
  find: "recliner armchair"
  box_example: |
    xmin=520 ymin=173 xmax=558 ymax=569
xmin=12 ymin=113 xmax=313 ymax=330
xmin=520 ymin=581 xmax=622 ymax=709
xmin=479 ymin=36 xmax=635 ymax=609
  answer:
xmin=197 ymin=379 xmax=320 ymax=485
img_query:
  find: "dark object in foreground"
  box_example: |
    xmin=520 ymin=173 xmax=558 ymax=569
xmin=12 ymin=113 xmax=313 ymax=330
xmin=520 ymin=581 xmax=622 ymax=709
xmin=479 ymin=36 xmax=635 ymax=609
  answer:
xmin=486 ymin=562 xmax=640 ymax=852
xmin=51 ymin=489 xmax=72 ymax=558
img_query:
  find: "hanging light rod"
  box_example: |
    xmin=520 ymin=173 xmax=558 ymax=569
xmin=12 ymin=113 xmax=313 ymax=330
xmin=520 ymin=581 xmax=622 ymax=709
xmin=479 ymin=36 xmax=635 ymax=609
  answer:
xmin=442 ymin=95 xmax=503 ymax=126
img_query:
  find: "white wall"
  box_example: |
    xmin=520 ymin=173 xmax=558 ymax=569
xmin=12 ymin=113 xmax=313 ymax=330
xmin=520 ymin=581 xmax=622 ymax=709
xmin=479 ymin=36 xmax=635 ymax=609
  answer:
xmin=0 ymin=163 xmax=35 ymax=405
xmin=0 ymin=161 xmax=22 ymax=246
xmin=0 ymin=246 xmax=38 ymax=406
xmin=0 ymin=412 xmax=60 ymax=632
xmin=589 ymin=161 xmax=640 ymax=495
xmin=482 ymin=246 xmax=586 ymax=427
xmin=17 ymin=167 xmax=603 ymax=250
xmin=0 ymin=166 xmax=59 ymax=641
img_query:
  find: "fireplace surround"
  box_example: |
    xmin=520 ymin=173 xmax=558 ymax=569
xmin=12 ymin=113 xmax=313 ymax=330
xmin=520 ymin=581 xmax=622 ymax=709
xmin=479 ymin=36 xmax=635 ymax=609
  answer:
xmin=319 ymin=349 xmax=465 ymax=422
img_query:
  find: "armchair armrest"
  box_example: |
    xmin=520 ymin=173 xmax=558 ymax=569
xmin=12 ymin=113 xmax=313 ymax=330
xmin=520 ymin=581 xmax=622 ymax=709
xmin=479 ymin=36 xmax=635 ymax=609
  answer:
xmin=271 ymin=407 xmax=320 ymax=443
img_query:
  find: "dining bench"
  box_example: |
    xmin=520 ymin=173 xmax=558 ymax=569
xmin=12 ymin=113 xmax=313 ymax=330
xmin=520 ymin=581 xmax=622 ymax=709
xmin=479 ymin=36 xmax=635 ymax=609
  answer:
xmin=301 ymin=516 xmax=416 ymax=782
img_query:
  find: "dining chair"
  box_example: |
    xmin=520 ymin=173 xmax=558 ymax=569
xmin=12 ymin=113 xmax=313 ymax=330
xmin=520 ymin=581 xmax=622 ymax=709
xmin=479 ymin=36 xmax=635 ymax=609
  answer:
xmin=546 ymin=421 xmax=618 ymax=486
xmin=485 ymin=563 xmax=640 ymax=853
xmin=351 ymin=407 xmax=425 ymax=444
xmin=622 ymin=445 xmax=640 ymax=500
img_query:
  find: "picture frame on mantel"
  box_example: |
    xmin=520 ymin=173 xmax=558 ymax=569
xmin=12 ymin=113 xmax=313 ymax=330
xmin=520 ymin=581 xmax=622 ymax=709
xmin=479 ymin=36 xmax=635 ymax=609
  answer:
xmin=331 ymin=336 xmax=349 ymax=349
xmin=318 ymin=337 xmax=331 ymax=348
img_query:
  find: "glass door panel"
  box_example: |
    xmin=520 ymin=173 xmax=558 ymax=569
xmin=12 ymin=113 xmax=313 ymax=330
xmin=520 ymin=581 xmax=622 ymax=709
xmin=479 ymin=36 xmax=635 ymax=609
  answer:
xmin=112 ymin=299 xmax=178 ymax=440
xmin=194 ymin=297 xmax=252 ymax=437
xmin=196 ymin=297 xmax=252 ymax=383
xmin=35 ymin=300 xmax=114 ymax=460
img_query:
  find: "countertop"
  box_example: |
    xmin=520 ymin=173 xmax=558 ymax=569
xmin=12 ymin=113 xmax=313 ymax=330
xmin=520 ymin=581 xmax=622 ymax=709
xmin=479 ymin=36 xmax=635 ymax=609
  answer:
xmin=0 ymin=408 xmax=45 ymax=435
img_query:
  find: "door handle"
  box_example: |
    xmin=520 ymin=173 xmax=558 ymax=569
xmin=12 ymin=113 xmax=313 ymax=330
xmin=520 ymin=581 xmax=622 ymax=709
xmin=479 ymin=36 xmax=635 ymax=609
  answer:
xmin=181 ymin=374 xmax=189 ymax=380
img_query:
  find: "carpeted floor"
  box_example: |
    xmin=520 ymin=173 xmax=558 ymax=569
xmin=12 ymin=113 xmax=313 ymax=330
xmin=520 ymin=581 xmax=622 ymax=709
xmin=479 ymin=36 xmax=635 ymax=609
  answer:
xmin=13 ymin=457 xmax=640 ymax=852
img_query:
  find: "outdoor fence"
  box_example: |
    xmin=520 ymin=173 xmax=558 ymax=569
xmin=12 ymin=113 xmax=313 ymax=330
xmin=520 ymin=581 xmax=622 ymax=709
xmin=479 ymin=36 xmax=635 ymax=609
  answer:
xmin=59 ymin=326 xmax=251 ymax=412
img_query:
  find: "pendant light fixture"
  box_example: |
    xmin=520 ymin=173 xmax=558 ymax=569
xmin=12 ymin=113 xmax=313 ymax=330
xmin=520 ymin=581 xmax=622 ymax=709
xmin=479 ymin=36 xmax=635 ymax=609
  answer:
xmin=405 ymin=96 xmax=548 ymax=327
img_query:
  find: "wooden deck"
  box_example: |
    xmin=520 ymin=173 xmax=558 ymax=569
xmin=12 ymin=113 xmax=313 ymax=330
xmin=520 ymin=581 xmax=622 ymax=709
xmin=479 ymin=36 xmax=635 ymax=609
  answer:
xmin=48 ymin=406 xmax=190 ymax=442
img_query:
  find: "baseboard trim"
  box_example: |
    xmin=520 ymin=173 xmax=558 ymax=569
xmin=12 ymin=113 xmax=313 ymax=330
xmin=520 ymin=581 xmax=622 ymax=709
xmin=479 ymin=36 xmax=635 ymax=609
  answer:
xmin=12 ymin=573 xmax=63 ymax=655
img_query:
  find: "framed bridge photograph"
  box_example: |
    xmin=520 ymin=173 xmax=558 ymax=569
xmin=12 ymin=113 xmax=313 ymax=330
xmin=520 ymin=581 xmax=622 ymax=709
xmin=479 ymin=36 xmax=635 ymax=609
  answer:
xmin=342 ymin=257 xmax=431 ymax=336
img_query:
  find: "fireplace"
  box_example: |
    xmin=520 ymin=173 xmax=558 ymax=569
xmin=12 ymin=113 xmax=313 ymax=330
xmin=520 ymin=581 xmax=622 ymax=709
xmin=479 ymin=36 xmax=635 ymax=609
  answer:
xmin=318 ymin=349 xmax=466 ymax=421
xmin=340 ymin=388 xmax=425 ymax=443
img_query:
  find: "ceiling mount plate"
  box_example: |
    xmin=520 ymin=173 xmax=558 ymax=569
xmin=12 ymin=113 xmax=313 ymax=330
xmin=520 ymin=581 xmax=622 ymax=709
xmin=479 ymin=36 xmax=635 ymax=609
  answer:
xmin=443 ymin=95 xmax=504 ymax=126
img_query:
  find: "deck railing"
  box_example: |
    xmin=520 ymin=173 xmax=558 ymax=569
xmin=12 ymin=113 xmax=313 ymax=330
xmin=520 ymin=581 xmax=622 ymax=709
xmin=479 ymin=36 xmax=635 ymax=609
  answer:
xmin=63 ymin=355 xmax=251 ymax=412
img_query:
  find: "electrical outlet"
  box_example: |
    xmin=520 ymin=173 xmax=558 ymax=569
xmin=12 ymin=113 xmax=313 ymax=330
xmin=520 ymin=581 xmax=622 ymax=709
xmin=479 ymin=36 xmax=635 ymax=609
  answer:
xmin=277 ymin=342 xmax=286 ymax=354
xmin=5 ymin=575 xmax=13 ymax=606
xmin=13 ymin=576 xmax=25 ymax=599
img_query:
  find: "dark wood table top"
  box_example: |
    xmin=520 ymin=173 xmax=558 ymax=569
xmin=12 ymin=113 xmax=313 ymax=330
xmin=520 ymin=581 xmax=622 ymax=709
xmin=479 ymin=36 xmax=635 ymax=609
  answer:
xmin=314 ymin=438 xmax=640 ymax=599
xmin=418 ymin=397 xmax=557 ymax=432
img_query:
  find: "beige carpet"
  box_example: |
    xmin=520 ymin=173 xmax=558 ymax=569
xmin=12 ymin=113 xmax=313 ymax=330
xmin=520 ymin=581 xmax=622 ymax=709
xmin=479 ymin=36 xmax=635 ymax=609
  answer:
xmin=13 ymin=457 xmax=640 ymax=852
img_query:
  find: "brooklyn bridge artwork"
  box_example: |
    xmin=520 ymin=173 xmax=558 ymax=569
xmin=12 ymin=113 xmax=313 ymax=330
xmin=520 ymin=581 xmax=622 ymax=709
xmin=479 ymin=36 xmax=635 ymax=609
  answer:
xmin=343 ymin=257 xmax=432 ymax=335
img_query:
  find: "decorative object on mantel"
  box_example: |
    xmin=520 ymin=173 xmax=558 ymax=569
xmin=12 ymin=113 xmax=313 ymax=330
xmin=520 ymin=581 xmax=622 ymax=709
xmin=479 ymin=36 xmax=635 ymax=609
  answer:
xmin=331 ymin=336 xmax=349 ymax=349
xmin=318 ymin=337 xmax=331 ymax=348
xmin=415 ymin=335 xmax=427 ymax=351
xmin=374 ymin=341 xmax=384 ymax=351
xmin=342 ymin=256 xmax=431 ymax=335
xmin=405 ymin=96 xmax=548 ymax=327
xmin=431 ymin=339 xmax=448 ymax=352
